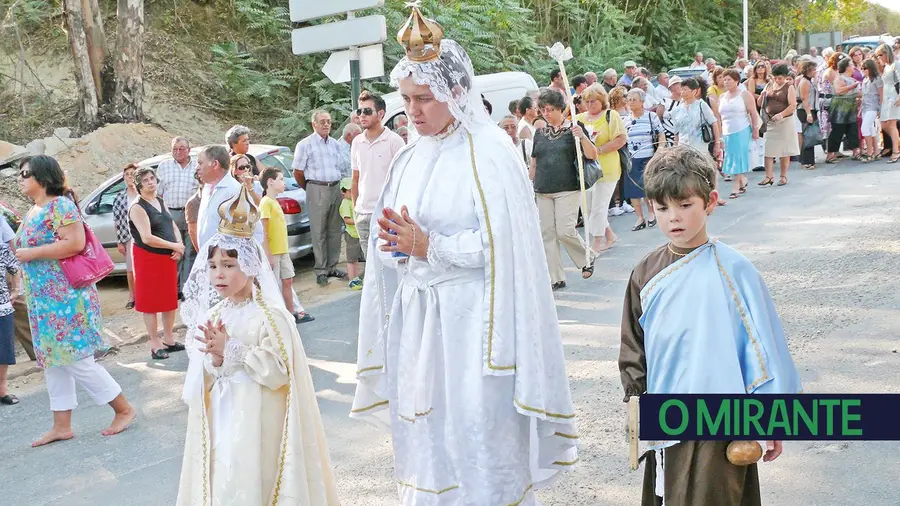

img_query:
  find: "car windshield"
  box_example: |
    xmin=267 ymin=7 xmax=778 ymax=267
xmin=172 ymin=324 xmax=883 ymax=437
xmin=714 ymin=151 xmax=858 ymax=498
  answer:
xmin=257 ymin=151 xmax=300 ymax=190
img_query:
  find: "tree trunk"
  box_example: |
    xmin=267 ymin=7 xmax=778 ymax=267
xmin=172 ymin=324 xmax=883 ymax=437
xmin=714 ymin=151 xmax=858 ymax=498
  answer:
xmin=112 ymin=0 xmax=145 ymax=122
xmin=81 ymin=0 xmax=108 ymax=104
xmin=63 ymin=0 xmax=100 ymax=130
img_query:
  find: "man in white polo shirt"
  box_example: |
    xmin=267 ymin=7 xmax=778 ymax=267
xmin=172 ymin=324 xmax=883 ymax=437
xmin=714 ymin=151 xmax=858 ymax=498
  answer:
xmin=351 ymin=90 xmax=405 ymax=270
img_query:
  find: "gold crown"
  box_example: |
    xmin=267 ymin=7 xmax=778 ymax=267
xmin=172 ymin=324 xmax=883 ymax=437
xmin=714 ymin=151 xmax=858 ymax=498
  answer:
xmin=217 ymin=184 xmax=260 ymax=238
xmin=397 ymin=3 xmax=444 ymax=63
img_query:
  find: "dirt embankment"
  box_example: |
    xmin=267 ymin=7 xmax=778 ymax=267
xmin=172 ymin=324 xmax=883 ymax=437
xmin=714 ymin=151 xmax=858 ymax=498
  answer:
xmin=0 ymin=123 xmax=177 ymax=215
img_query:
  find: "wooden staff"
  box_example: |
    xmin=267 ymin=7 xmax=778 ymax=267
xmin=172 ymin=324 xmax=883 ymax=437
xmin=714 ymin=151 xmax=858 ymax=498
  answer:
xmin=547 ymin=43 xmax=591 ymax=262
xmin=627 ymin=396 xmax=640 ymax=471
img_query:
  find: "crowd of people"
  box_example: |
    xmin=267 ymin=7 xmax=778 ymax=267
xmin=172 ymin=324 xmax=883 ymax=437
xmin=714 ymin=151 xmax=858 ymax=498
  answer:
xmin=499 ymin=39 xmax=900 ymax=289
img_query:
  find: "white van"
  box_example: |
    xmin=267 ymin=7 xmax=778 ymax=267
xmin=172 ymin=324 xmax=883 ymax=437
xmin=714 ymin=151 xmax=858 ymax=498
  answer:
xmin=382 ymin=71 xmax=539 ymax=129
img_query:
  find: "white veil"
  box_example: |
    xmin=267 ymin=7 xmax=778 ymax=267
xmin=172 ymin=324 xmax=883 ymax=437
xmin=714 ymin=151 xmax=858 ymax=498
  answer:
xmin=179 ymin=232 xmax=286 ymax=402
xmin=390 ymin=38 xmax=494 ymax=137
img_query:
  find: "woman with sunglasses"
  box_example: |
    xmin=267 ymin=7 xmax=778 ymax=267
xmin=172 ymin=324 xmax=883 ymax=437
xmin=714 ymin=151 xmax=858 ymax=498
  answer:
xmin=15 ymin=155 xmax=135 ymax=446
xmin=230 ymin=154 xmax=262 ymax=204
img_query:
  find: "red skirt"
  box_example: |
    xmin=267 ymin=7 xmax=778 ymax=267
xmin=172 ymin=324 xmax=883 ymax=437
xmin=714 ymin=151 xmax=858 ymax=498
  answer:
xmin=133 ymin=245 xmax=178 ymax=313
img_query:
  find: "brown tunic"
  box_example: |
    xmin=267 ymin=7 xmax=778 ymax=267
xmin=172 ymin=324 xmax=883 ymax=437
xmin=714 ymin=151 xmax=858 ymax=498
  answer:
xmin=619 ymin=242 xmax=762 ymax=506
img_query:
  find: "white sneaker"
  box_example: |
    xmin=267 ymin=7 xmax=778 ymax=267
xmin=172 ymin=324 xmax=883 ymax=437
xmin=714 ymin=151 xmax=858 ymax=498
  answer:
xmin=622 ymin=202 xmax=635 ymax=213
xmin=608 ymin=206 xmax=625 ymax=217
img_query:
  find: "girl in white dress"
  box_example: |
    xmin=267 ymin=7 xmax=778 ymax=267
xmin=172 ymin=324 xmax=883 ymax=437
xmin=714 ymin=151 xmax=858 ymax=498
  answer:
xmin=177 ymin=185 xmax=340 ymax=506
xmin=352 ymin=5 xmax=579 ymax=505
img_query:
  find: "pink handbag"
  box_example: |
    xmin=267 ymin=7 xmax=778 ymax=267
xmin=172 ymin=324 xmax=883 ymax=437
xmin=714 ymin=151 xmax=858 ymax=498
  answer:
xmin=59 ymin=222 xmax=114 ymax=288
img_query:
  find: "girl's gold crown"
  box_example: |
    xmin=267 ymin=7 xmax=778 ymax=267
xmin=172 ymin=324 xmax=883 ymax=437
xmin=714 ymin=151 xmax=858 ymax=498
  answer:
xmin=397 ymin=2 xmax=444 ymax=63
xmin=217 ymin=184 xmax=260 ymax=238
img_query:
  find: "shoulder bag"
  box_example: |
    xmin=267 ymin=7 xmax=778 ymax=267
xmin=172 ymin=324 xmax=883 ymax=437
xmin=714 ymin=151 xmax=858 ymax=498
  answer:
xmin=605 ymin=110 xmax=632 ymax=176
xmin=573 ymin=121 xmax=602 ymax=188
xmin=758 ymin=86 xmax=770 ymax=136
xmin=893 ymin=63 xmax=900 ymax=95
xmin=699 ymin=100 xmax=714 ymax=143
xmin=59 ymin=203 xmax=114 ymax=288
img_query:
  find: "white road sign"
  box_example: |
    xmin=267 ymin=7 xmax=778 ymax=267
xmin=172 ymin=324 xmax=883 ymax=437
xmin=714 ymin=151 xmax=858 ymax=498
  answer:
xmin=322 ymin=44 xmax=385 ymax=84
xmin=291 ymin=15 xmax=387 ymax=56
xmin=289 ymin=0 xmax=384 ymax=23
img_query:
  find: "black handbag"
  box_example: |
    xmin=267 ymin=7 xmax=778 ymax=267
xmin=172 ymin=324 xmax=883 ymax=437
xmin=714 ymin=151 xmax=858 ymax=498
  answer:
xmin=605 ymin=111 xmax=632 ymax=175
xmin=574 ymin=121 xmax=602 ymax=188
xmin=699 ymin=100 xmax=713 ymax=143
xmin=758 ymin=89 xmax=770 ymax=136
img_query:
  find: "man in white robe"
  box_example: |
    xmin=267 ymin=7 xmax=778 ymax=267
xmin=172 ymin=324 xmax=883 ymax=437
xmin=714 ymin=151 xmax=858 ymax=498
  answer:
xmin=351 ymin=6 xmax=578 ymax=505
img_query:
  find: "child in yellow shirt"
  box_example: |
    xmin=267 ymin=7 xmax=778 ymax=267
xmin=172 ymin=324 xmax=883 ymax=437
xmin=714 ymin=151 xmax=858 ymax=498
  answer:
xmin=259 ymin=168 xmax=313 ymax=323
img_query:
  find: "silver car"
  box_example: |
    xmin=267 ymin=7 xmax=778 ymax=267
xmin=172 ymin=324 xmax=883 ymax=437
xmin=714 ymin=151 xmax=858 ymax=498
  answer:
xmin=80 ymin=144 xmax=312 ymax=275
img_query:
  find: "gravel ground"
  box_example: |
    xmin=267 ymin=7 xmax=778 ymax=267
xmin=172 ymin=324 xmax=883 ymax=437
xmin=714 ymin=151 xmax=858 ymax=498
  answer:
xmin=1 ymin=159 xmax=899 ymax=505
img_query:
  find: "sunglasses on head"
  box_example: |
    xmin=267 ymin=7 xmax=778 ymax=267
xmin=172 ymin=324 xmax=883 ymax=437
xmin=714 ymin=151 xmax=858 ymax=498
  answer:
xmin=356 ymin=107 xmax=375 ymax=116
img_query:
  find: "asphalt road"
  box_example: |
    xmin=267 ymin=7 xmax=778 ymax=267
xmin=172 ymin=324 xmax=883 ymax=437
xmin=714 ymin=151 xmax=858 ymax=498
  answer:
xmin=1 ymin=157 xmax=899 ymax=506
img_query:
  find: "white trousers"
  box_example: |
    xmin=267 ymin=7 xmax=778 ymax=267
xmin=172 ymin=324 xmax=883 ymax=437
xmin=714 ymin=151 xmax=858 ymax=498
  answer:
xmin=861 ymin=111 xmax=879 ymax=137
xmin=587 ymin=181 xmax=618 ymax=239
xmin=44 ymin=356 xmax=122 ymax=412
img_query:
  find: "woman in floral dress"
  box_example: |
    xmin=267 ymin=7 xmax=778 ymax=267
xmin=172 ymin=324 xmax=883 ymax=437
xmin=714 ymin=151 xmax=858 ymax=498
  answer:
xmin=15 ymin=155 xmax=135 ymax=447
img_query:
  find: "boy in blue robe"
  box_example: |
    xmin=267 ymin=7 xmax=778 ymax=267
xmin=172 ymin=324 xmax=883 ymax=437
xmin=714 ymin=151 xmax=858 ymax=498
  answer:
xmin=618 ymin=145 xmax=802 ymax=506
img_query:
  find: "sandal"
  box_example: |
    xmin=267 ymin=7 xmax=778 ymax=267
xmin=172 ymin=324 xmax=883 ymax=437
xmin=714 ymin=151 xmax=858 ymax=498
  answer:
xmin=295 ymin=312 xmax=315 ymax=324
xmin=777 ymin=176 xmax=788 ymax=186
xmin=803 ymin=164 xmax=816 ymax=170
xmin=151 ymin=348 xmax=170 ymax=360
xmin=328 ymin=270 xmax=349 ymax=279
xmin=164 ymin=342 xmax=186 ymax=352
xmin=0 ymin=394 xmax=19 ymax=405
xmin=647 ymin=218 xmax=657 ymax=228
xmin=825 ymin=157 xmax=840 ymax=164
xmin=739 ymin=185 xmax=748 ymax=194
xmin=889 ymin=152 xmax=900 ymax=164
xmin=631 ymin=221 xmax=647 ymax=232
xmin=729 ymin=192 xmax=739 ymax=199
xmin=125 ymin=301 xmax=135 ymax=309
xmin=717 ymin=199 xmax=727 ymax=206
xmin=551 ymin=281 xmax=567 ymax=291
xmin=757 ymin=177 xmax=774 ymax=186
xmin=582 ymin=262 xmax=595 ymax=279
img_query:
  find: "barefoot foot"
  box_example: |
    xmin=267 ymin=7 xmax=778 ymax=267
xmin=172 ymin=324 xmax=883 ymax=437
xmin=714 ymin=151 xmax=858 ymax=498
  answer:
xmin=599 ymin=236 xmax=618 ymax=251
xmin=101 ymin=407 xmax=136 ymax=436
xmin=32 ymin=428 xmax=74 ymax=447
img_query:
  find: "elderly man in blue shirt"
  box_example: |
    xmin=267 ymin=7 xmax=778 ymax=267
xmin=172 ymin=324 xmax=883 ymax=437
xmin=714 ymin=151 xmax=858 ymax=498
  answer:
xmin=292 ymin=110 xmax=349 ymax=287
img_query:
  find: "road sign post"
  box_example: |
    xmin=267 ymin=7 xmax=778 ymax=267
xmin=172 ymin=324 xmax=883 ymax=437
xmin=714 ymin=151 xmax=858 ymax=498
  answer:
xmin=289 ymin=0 xmax=386 ymax=112
xmin=350 ymin=45 xmax=361 ymax=110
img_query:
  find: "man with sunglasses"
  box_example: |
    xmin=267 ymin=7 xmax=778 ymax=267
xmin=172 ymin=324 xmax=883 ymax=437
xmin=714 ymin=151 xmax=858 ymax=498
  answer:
xmin=350 ymin=91 xmax=405 ymax=270
xmin=292 ymin=110 xmax=348 ymax=287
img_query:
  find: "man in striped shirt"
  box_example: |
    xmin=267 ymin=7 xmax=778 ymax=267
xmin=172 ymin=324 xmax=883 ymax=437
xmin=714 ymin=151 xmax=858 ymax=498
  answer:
xmin=156 ymin=136 xmax=199 ymax=298
xmin=292 ymin=110 xmax=348 ymax=287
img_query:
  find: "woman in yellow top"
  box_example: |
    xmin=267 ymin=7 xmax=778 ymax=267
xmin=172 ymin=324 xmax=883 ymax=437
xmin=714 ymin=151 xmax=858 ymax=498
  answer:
xmin=576 ymin=83 xmax=627 ymax=254
xmin=707 ymin=67 xmax=726 ymax=97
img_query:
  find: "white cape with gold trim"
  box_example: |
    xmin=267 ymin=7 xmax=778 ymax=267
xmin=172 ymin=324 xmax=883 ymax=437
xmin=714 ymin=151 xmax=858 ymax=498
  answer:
xmin=351 ymin=123 xmax=578 ymax=504
xmin=177 ymin=290 xmax=340 ymax=506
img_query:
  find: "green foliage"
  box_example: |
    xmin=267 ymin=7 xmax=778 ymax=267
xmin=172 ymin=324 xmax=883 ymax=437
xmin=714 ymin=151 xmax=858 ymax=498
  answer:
xmin=6 ymin=0 xmax=900 ymax=146
xmin=0 ymin=0 xmax=56 ymax=31
xmin=208 ymin=42 xmax=292 ymax=110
